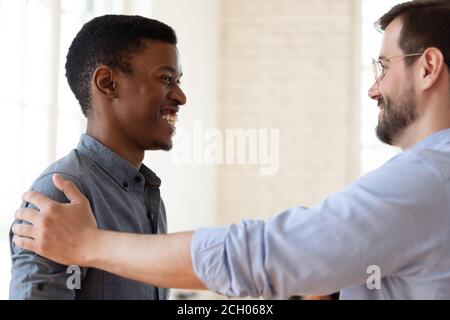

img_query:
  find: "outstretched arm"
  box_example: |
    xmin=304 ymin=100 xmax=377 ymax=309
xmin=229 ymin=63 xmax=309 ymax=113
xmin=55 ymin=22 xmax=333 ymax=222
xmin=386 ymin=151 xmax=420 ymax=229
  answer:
xmin=15 ymin=158 xmax=444 ymax=299
xmin=12 ymin=174 xmax=205 ymax=290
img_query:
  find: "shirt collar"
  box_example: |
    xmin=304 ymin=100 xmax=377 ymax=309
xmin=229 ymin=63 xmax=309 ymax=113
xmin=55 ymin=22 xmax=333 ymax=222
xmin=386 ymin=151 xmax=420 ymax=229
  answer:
xmin=76 ymin=134 xmax=161 ymax=190
xmin=410 ymin=128 xmax=450 ymax=151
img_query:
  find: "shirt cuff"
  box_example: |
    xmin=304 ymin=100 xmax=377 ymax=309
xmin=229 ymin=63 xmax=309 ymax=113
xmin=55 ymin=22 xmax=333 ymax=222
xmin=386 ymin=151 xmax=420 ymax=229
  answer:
xmin=191 ymin=226 xmax=230 ymax=295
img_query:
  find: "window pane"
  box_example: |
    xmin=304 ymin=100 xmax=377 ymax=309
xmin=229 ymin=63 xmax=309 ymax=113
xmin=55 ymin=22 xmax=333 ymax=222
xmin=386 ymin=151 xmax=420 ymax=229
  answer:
xmin=90 ymin=0 xmax=125 ymax=15
xmin=0 ymin=101 xmax=23 ymax=219
xmin=22 ymin=105 xmax=50 ymax=184
xmin=23 ymin=0 xmax=52 ymax=108
xmin=61 ymin=0 xmax=88 ymax=15
xmin=57 ymin=10 xmax=87 ymax=158
xmin=0 ymin=0 xmax=27 ymax=100
xmin=56 ymin=113 xmax=86 ymax=159
xmin=58 ymin=11 xmax=84 ymax=113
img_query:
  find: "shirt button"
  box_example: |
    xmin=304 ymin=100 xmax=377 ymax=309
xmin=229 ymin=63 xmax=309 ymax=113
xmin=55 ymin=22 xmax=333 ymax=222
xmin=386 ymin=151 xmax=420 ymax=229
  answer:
xmin=134 ymin=176 xmax=142 ymax=183
xmin=37 ymin=283 xmax=44 ymax=291
xmin=122 ymin=182 xmax=129 ymax=188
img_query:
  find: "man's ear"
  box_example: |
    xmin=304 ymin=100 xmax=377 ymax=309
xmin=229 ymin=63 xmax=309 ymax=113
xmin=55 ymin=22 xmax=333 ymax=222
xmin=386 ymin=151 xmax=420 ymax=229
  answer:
xmin=93 ymin=65 xmax=117 ymax=98
xmin=418 ymin=47 xmax=446 ymax=91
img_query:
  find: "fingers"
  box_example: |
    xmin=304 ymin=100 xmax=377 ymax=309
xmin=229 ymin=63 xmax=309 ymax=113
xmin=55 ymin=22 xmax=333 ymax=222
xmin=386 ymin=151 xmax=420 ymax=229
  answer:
xmin=52 ymin=173 xmax=86 ymax=204
xmin=22 ymin=191 xmax=58 ymax=211
xmin=15 ymin=208 xmax=39 ymax=225
xmin=12 ymin=235 xmax=36 ymax=252
xmin=12 ymin=223 xmax=36 ymax=240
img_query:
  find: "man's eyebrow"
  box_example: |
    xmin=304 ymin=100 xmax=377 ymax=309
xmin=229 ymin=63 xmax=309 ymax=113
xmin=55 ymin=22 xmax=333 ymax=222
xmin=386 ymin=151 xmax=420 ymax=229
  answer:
xmin=158 ymin=66 xmax=183 ymax=77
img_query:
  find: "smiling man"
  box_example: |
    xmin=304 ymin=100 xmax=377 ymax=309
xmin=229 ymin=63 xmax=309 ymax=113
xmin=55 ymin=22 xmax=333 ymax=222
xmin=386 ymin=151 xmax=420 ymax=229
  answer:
xmin=9 ymin=15 xmax=186 ymax=300
xmin=12 ymin=0 xmax=450 ymax=300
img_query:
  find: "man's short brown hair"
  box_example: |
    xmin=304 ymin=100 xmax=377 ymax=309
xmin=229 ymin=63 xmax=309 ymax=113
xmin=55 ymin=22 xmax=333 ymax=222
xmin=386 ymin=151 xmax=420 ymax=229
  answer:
xmin=376 ymin=0 xmax=450 ymax=66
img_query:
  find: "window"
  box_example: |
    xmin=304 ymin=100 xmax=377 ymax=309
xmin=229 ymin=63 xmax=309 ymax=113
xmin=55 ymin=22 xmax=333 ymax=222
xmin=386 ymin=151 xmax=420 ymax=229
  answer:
xmin=360 ymin=0 xmax=404 ymax=174
xmin=0 ymin=0 xmax=141 ymax=300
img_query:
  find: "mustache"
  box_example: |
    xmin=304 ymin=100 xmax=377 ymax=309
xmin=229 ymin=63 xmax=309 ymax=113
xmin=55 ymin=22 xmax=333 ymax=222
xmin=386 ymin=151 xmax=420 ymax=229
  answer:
xmin=377 ymin=97 xmax=385 ymax=108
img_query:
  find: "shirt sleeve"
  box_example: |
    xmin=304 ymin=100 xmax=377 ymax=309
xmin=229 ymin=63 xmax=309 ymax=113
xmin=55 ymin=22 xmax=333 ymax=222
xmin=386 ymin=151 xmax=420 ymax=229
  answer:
xmin=191 ymin=155 xmax=450 ymax=299
xmin=9 ymin=173 xmax=88 ymax=300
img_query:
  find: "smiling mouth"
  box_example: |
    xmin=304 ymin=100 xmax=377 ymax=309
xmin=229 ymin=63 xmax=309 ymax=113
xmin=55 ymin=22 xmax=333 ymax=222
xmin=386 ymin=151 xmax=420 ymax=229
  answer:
xmin=161 ymin=110 xmax=178 ymax=127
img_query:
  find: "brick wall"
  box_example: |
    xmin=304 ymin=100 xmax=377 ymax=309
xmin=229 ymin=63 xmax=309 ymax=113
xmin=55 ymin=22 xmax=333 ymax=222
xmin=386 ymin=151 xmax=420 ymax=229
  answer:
xmin=217 ymin=0 xmax=361 ymax=224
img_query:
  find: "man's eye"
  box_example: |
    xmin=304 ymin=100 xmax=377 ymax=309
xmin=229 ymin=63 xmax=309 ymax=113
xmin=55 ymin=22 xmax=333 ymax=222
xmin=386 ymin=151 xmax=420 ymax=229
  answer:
xmin=161 ymin=76 xmax=172 ymax=83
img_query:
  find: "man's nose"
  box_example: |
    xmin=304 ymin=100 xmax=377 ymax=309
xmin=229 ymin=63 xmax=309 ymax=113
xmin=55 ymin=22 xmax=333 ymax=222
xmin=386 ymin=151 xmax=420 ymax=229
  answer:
xmin=368 ymin=81 xmax=381 ymax=100
xmin=171 ymin=85 xmax=187 ymax=106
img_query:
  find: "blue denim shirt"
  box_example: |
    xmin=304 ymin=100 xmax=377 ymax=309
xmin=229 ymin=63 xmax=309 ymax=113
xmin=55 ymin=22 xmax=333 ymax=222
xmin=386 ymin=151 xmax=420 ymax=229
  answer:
xmin=10 ymin=134 xmax=168 ymax=300
xmin=192 ymin=129 xmax=450 ymax=299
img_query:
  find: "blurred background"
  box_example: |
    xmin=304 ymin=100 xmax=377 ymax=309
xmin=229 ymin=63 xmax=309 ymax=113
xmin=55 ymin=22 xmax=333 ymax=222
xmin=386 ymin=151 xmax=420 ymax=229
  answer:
xmin=0 ymin=0 xmax=404 ymax=299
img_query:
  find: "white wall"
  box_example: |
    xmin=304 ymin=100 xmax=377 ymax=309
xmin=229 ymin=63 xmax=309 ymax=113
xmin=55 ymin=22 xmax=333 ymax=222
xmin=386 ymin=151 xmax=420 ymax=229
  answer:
xmin=216 ymin=0 xmax=361 ymax=224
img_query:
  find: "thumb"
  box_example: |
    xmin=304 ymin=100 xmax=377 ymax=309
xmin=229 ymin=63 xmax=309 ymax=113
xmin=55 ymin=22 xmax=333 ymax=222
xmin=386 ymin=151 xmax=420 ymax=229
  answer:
xmin=53 ymin=173 xmax=86 ymax=204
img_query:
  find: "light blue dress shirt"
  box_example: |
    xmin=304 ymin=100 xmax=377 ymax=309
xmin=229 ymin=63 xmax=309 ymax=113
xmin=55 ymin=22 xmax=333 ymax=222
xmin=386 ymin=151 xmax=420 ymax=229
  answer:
xmin=191 ymin=129 xmax=450 ymax=300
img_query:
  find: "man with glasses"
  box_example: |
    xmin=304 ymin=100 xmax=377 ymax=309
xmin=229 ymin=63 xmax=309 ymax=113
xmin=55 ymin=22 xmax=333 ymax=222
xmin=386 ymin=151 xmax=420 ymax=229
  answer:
xmin=11 ymin=0 xmax=450 ymax=299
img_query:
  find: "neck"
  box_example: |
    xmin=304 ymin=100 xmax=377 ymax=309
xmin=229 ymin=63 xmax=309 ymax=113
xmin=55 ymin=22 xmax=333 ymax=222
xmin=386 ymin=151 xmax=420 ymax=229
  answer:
xmin=86 ymin=121 xmax=144 ymax=169
xmin=396 ymin=105 xmax=450 ymax=150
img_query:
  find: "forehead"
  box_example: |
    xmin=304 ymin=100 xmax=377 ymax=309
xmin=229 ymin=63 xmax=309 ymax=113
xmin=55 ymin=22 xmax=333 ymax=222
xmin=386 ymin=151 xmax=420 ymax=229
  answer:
xmin=131 ymin=40 xmax=181 ymax=74
xmin=380 ymin=17 xmax=403 ymax=56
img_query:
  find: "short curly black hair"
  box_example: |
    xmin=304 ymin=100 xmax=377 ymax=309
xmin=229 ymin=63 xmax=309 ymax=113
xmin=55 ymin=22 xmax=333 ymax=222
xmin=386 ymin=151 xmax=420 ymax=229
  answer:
xmin=65 ymin=15 xmax=177 ymax=117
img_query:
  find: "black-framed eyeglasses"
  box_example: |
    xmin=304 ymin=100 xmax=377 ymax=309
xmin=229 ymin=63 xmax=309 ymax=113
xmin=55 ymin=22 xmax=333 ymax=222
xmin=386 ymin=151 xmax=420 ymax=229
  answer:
xmin=371 ymin=53 xmax=424 ymax=83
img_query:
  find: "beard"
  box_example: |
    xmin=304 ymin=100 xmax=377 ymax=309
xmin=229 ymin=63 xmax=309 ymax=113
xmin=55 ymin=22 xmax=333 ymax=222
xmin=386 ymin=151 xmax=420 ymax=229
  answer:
xmin=375 ymin=85 xmax=418 ymax=146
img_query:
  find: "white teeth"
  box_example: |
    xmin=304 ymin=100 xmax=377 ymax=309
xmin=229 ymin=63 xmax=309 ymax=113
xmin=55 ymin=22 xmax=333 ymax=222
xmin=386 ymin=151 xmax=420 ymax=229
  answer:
xmin=162 ymin=113 xmax=178 ymax=127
